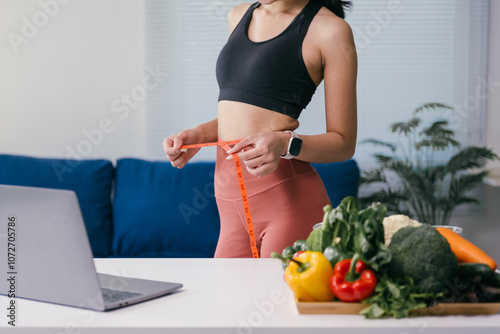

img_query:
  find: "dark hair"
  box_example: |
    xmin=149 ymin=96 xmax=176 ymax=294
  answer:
xmin=319 ymin=0 xmax=353 ymax=19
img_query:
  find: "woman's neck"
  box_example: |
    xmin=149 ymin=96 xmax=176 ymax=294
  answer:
xmin=259 ymin=0 xmax=311 ymax=17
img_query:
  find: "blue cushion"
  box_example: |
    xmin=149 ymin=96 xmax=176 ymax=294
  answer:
xmin=112 ymin=159 xmax=220 ymax=258
xmin=0 ymin=154 xmax=113 ymax=257
xmin=312 ymin=159 xmax=360 ymax=207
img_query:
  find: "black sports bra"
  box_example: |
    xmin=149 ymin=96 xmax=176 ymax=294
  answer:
xmin=215 ymin=0 xmax=323 ymax=120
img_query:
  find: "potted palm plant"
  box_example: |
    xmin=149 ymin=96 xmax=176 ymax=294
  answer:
xmin=359 ymin=102 xmax=498 ymax=226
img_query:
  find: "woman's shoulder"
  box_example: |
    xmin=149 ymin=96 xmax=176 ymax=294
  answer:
xmin=227 ymin=3 xmax=253 ymax=31
xmin=306 ymin=7 xmax=356 ymax=66
xmin=311 ymin=7 xmax=354 ymax=42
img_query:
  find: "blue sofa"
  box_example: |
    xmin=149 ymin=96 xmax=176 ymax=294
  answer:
xmin=0 ymin=154 xmax=360 ymax=258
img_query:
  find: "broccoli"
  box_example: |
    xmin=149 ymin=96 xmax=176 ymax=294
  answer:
xmin=388 ymin=224 xmax=458 ymax=294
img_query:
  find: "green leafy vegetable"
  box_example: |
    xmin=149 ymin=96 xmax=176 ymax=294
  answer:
xmin=353 ymin=202 xmax=391 ymax=271
xmin=305 ymin=196 xmax=391 ymax=272
xmin=323 ymin=244 xmax=352 ymax=267
xmin=360 ymin=274 xmax=438 ymax=319
xmin=306 ymin=205 xmax=336 ymax=252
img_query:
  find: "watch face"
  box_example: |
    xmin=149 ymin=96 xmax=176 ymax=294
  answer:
xmin=289 ymin=137 xmax=303 ymax=156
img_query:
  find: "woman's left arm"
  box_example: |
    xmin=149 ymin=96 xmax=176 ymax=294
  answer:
xmin=227 ymin=17 xmax=357 ymax=176
xmin=297 ymin=18 xmax=358 ymax=163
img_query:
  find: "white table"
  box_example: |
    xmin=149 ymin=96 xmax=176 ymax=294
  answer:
xmin=0 ymin=258 xmax=499 ymax=333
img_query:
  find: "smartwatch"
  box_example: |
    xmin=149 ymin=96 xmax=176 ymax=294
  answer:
xmin=280 ymin=130 xmax=302 ymax=159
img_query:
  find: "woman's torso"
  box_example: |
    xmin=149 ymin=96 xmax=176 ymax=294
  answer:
xmin=217 ymin=0 xmax=326 ymax=140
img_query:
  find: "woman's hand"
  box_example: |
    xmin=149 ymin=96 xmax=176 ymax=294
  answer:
xmin=226 ymin=131 xmax=289 ymax=177
xmin=163 ymin=128 xmax=202 ymax=169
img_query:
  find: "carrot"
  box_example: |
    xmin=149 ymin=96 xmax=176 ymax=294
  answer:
xmin=436 ymin=227 xmax=497 ymax=271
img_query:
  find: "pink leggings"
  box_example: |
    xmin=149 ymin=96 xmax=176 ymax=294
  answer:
xmin=213 ymin=145 xmax=331 ymax=258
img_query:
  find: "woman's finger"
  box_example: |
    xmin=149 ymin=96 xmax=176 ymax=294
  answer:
xmin=236 ymin=146 xmax=262 ymax=161
xmin=242 ymin=154 xmax=267 ymax=169
xmin=226 ymin=136 xmax=253 ymax=154
xmin=246 ymin=162 xmax=274 ymax=178
xmin=171 ymin=151 xmax=187 ymax=168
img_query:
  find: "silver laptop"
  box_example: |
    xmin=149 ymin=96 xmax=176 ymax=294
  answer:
xmin=0 ymin=184 xmax=182 ymax=311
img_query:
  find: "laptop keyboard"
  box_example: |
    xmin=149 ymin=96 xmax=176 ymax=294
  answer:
xmin=101 ymin=287 xmax=144 ymax=303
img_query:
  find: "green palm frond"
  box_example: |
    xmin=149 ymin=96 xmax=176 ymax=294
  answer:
xmin=437 ymin=196 xmax=479 ymax=212
xmin=391 ymin=117 xmax=421 ymax=136
xmin=435 ymin=198 xmax=452 ymax=211
xmin=405 ymin=170 xmax=437 ymax=200
xmin=447 ymin=147 xmax=499 ymax=173
xmin=384 ymin=160 xmax=413 ymax=177
xmin=360 ymin=168 xmax=386 ymax=185
xmin=415 ymin=137 xmax=461 ymax=151
xmin=387 ymin=161 xmax=437 ymax=201
xmin=359 ymin=139 xmax=397 ymax=152
xmin=451 ymin=197 xmax=480 ymax=206
xmin=449 ymin=171 xmax=489 ymax=197
xmin=414 ymin=103 xmax=454 ymax=114
xmin=416 ymin=120 xmax=460 ymax=150
xmin=421 ymin=120 xmax=454 ymax=138
xmin=373 ymin=154 xmax=394 ymax=165
xmin=425 ymin=165 xmax=447 ymax=184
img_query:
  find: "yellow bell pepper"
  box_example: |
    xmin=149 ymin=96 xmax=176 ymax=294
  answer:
xmin=284 ymin=251 xmax=334 ymax=302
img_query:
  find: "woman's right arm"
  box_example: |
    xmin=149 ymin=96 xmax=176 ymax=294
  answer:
xmin=163 ymin=4 xmax=249 ymax=168
xmin=163 ymin=118 xmax=218 ymax=169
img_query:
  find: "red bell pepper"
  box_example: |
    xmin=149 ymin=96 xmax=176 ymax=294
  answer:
xmin=330 ymin=257 xmax=377 ymax=302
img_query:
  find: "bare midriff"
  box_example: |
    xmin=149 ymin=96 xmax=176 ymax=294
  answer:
xmin=217 ymin=100 xmax=300 ymax=141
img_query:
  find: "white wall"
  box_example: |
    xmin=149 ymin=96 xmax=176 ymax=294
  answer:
xmin=487 ymin=0 xmax=500 ymax=169
xmin=0 ymin=0 xmax=146 ymax=161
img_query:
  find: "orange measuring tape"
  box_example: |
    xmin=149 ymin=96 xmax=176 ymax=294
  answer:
xmin=180 ymin=139 xmax=260 ymax=258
